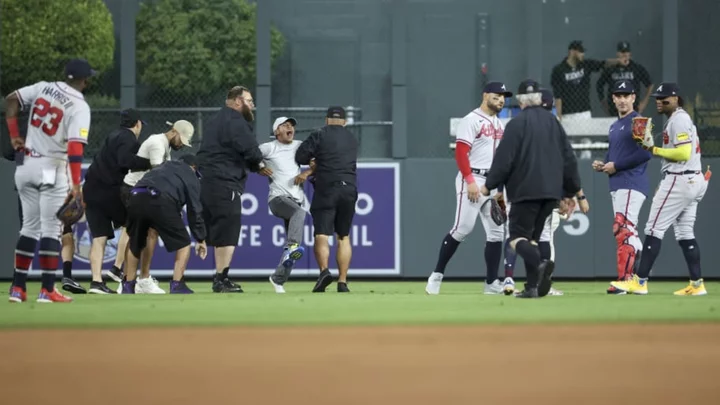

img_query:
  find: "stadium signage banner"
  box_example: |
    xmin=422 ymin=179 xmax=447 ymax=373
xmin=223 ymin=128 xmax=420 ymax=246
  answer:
xmin=56 ymin=162 xmax=400 ymax=277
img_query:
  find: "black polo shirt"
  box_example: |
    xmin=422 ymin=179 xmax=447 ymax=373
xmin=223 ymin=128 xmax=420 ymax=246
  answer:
xmin=596 ymin=60 xmax=652 ymax=114
xmin=550 ymin=58 xmax=605 ymax=114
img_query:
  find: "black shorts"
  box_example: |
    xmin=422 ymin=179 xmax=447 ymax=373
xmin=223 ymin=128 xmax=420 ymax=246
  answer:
xmin=126 ymin=191 xmax=190 ymax=257
xmin=200 ymin=182 xmax=242 ymax=247
xmin=84 ymin=190 xmax=126 ymax=240
xmin=120 ymin=183 xmax=133 ymax=208
xmin=311 ymin=183 xmax=358 ymax=238
xmin=508 ymin=199 xmax=558 ymax=242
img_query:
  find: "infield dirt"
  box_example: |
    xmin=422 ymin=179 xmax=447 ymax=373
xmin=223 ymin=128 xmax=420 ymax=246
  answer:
xmin=2 ymin=324 xmax=718 ymax=404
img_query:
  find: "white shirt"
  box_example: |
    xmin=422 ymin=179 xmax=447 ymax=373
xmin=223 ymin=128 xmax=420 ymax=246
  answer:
xmin=454 ymin=108 xmax=505 ymax=169
xmin=661 ymin=108 xmax=701 ymax=172
xmin=15 ymin=81 xmax=91 ymax=159
xmin=123 ymin=133 xmax=171 ymax=186
xmin=259 ymin=140 xmax=307 ymax=204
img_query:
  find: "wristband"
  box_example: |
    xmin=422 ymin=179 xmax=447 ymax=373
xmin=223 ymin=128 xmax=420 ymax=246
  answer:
xmin=464 ymin=174 xmax=476 ymax=184
xmin=577 ymin=195 xmax=587 ymax=200
xmin=6 ymin=117 xmax=20 ymax=139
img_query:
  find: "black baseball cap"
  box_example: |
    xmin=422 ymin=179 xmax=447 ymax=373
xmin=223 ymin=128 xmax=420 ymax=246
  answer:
xmin=65 ymin=58 xmax=96 ymax=80
xmin=617 ymin=41 xmax=631 ymax=52
xmin=568 ymin=40 xmax=585 ymax=52
xmin=540 ymin=88 xmax=554 ymax=110
xmin=651 ymin=82 xmax=680 ymax=98
xmin=326 ymin=106 xmax=346 ymax=119
xmin=517 ymin=79 xmax=541 ymax=95
xmin=120 ymin=108 xmax=147 ymax=128
xmin=483 ymin=82 xmax=513 ymax=97
xmin=611 ymin=80 xmax=636 ymax=95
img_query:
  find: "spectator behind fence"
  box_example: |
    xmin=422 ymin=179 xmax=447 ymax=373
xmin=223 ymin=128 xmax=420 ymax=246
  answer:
xmin=551 ymin=40 xmax=620 ymax=122
xmin=596 ymin=41 xmax=653 ymax=116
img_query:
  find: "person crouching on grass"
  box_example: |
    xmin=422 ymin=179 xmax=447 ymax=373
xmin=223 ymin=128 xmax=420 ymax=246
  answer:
xmin=121 ymin=154 xmax=207 ymax=294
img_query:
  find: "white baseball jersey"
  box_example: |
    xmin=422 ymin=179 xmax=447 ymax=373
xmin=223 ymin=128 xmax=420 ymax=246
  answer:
xmin=123 ymin=133 xmax=171 ymax=186
xmin=259 ymin=140 xmax=307 ymax=205
xmin=15 ymin=81 xmax=90 ymax=159
xmin=660 ymin=108 xmax=701 ymax=173
xmin=454 ymin=108 xmax=504 ymax=169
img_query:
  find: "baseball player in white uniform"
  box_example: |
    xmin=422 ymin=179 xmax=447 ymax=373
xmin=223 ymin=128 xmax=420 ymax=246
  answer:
xmin=426 ymin=82 xmax=512 ymax=295
xmin=259 ymin=117 xmax=314 ymax=293
xmin=7 ymin=59 xmax=94 ymax=303
xmin=611 ymin=82 xmax=710 ymax=296
xmin=118 ymin=120 xmax=194 ymax=294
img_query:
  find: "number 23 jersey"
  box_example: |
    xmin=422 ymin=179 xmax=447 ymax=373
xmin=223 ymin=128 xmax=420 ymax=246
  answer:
xmin=14 ymin=81 xmax=91 ymax=160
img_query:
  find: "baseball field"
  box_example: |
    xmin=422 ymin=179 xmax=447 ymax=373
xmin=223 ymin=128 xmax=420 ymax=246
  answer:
xmin=2 ymin=280 xmax=720 ymax=404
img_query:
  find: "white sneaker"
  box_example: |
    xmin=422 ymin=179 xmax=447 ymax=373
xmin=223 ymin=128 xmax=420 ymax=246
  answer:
xmin=484 ymin=279 xmax=504 ymax=295
xmin=269 ymin=276 xmax=286 ymax=294
xmin=425 ymin=272 xmax=443 ymax=295
xmin=135 ymin=277 xmax=166 ymax=294
xmin=502 ymin=277 xmax=515 ymax=295
xmin=548 ymin=287 xmax=564 ymax=296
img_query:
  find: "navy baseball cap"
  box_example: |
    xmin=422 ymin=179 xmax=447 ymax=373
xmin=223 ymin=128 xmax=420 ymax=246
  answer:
xmin=540 ymin=89 xmax=554 ymax=110
xmin=120 ymin=109 xmax=147 ymax=128
xmin=611 ymin=80 xmax=636 ymax=95
xmin=517 ymin=79 xmax=541 ymax=95
xmin=65 ymin=58 xmax=96 ymax=80
xmin=651 ymin=82 xmax=680 ymax=98
xmin=326 ymin=106 xmax=346 ymax=119
xmin=617 ymin=41 xmax=631 ymax=52
xmin=483 ymin=82 xmax=513 ymax=97
xmin=568 ymin=40 xmax=585 ymax=52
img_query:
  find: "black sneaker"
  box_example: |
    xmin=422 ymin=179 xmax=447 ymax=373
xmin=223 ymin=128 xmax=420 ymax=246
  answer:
xmin=212 ymin=274 xmax=243 ymax=293
xmin=106 ymin=266 xmax=124 ymax=283
xmin=88 ymin=281 xmax=116 ymax=294
xmin=537 ymin=260 xmax=555 ymax=298
xmin=61 ymin=277 xmax=87 ymax=294
xmin=515 ymin=286 xmax=539 ymax=298
xmin=337 ymin=282 xmax=350 ymax=293
xmin=312 ymin=270 xmax=333 ymax=293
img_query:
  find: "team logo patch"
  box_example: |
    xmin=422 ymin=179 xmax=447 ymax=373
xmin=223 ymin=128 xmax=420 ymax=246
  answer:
xmin=677 ymin=132 xmax=689 ymax=142
xmin=663 ymin=131 xmax=669 ymax=145
xmin=80 ymin=128 xmax=89 ymax=139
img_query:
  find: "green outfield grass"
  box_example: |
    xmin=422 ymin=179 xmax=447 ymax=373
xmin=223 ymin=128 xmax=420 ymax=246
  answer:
xmin=1 ymin=281 xmax=719 ymax=328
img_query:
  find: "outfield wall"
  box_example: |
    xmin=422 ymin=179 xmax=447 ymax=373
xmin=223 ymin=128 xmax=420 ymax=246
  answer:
xmin=1 ymin=157 xmax=719 ymax=280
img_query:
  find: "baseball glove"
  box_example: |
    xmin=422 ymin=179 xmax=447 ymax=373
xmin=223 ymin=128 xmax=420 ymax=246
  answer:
xmin=56 ymin=194 xmax=85 ymax=226
xmin=632 ymin=116 xmax=655 ymax=150
xmin=483 ymin=198 xmax=507 ymax=226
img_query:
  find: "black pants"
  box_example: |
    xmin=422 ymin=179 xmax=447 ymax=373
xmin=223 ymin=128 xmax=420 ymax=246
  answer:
xmin=311 ymin=182 xmax=358 ymax=238
xmin=200 ymin=182 xmax=242 ymax=247
xmin=126 ymin=191 xmax=190 ymax=257
xmin=508 ymin=199 xmax=558 ymax=242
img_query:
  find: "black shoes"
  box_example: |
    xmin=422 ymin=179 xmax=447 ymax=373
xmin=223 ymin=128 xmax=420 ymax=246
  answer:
xmin=212 ymin=273 xmax=243 ymax=293
xmin=312 ymin=270 xmax=333 ymax=293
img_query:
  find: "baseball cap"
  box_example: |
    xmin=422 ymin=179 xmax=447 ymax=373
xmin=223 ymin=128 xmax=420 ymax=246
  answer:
xmin=326 ymin=106 xmax=346 ymax=119
xmin=517 ymin=79 xmax=541 ymax=95
xmin=166 ymin=120 xmax=195 ymax=147
xmin=617 ymin=41 xmax=631 ymax=52
xmin=120 ymin=109 xmax=146 ymax=128
xmin=611 ymin=80 xmax=636 ymax=95
xmin=272 ymin=116 xmax=297 ymax=132
xmin=540 ymin=88 xmax=554 ymax=110
xmin=568 ymin=40 xmax=585 ymax=52
xmin=483 ymin=82 xmax=513 ymax=97
xmin=651 ymin=82 xmax=680 ymax=98
xmin=65 ymin=58 xmax=96 ymax=80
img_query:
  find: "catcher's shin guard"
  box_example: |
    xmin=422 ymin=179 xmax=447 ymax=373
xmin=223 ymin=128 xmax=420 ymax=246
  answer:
xmin=613 ymin=213 xmax=637 ymax=279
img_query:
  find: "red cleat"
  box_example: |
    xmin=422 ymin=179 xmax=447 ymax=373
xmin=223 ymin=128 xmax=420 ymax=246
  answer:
xmin=37 ymin=288 xmax=73 ymax=303
xmin=9 ymin=286 xmax=27 ymax=303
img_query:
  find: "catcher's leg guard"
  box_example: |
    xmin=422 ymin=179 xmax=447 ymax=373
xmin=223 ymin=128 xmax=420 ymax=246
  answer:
xmin=613 ymin=213 xmax=637 ymax=280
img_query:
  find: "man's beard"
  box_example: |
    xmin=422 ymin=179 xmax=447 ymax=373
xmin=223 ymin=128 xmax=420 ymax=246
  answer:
xmin=488 ymin=102 xmax=502 ymax=114
xmin=241 ymin=104 xmax=254 ymax=122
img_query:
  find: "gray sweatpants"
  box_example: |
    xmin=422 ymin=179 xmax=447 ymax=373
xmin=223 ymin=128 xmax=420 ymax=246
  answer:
xmin=268 ymin=196 xmax=307 ymax=284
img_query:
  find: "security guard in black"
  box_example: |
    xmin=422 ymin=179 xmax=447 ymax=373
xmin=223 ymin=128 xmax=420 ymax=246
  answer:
xmin=295 ymin=106 xmax=359 ymax=238
xmin=126 ymin=156 xmax=205 ymax=258
xmin=83 ymin=109 xmax=151 ymax=239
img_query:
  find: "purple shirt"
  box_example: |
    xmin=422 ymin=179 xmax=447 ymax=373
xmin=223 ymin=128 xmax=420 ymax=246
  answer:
xmin=606 ymin=111 xmax=652 ymax=196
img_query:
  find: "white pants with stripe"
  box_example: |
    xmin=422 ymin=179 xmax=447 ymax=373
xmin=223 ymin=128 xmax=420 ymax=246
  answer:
xmin=644 ymin=172 xmax=708 ymax=240
xmin=611 ymin=189 xmax=646 ymax=251
xmin=449 ymin=172 xmax=505 ymax=243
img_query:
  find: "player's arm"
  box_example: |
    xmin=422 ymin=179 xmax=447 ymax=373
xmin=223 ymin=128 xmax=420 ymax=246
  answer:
xmin=614 ymin=144 xmax=652 ymax=171
xmin=5 ymin=83 xmax=43 ymax=148
xmin=295 ymin=130 xmax=320 ymax=165
xmin=67 ymin=107 xmax=91 ymax=196
xmin=651 ymin=115 xmax=693 ymax=162
xmin=453 ymin=119 xmax=476 ymax=185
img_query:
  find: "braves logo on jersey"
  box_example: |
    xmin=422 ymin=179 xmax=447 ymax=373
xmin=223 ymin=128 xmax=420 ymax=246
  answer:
xmin=455 ymin=108 xmax=505 ymax=169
